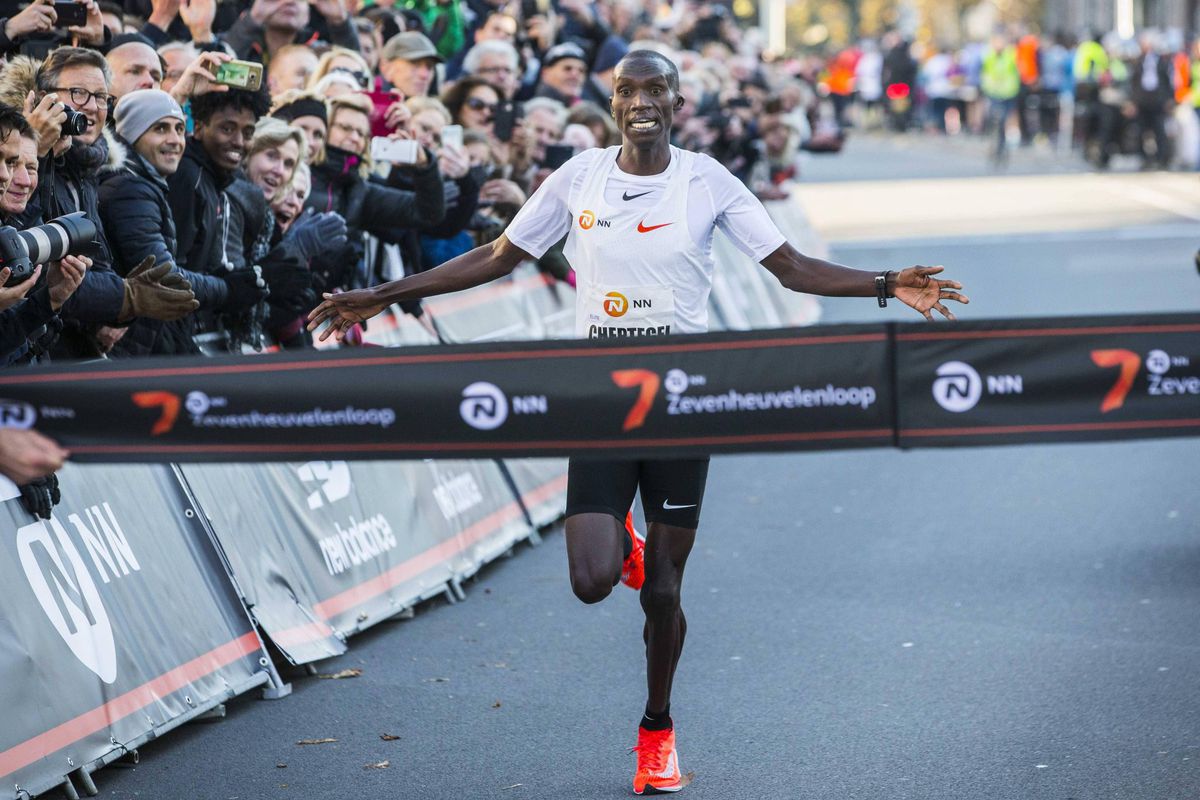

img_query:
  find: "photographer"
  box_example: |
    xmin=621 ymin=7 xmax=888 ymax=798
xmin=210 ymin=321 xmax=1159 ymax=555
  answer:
xmin=0 ymin=109 xmax=89 ymax=364
xmin=0 ymin=47 xmax=196 ymax=358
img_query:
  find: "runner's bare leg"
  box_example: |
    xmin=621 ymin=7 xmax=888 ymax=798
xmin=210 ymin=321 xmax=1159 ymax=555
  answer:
xmin=641 ymin=522 xmax=696 ymax=713
xmin=565 ymin=512 xmax=625 ymax=604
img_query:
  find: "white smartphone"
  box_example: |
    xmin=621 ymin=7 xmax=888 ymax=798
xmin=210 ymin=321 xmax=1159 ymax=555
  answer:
xmin=440 ymin=124 xmax=463 ymax=150
xmin=371 ymin=136 xmax=419 ymax=164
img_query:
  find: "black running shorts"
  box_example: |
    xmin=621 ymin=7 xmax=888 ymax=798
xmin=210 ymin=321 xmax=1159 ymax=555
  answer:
xmin=565 ymin=457 xmax=711 ymax=530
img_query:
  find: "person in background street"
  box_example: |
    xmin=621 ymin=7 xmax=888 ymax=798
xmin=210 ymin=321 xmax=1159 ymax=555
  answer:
xmin=981 ymin=32 xmax=1020 ymax=164
xmin=1130 ymin=32 xmax=1173 ymax=170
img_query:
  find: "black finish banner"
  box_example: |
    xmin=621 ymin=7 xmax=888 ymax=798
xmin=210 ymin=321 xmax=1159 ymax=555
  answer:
xmin=897 ymin=315 xmax=1200 ymax=447
xmin=0 ymin=314 xmax=1195 ymax=462
xmin=0 ymin=325 xmax=894 ymax=462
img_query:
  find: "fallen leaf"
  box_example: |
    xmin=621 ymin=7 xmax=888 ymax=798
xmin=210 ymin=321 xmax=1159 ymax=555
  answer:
xmin=492 ymin=701 xmax=502 ymax=709
xmin=379 ymin=734 xmax=401 ymax=741
xmin=276 ymin=763 xmax=287 ymax=769
xmin=318 ymin=668 xmax=362 ymax=680
xmin=296 ymin=738 xmax=337 ymax=746
xmin=364 ymin=760 xmax=390 ymax=770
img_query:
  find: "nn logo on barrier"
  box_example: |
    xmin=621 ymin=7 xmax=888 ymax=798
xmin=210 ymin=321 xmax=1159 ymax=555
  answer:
xmin=459 ymin=382 xmax=547 ymax=431
xmin=15 ymin=503 xmax=141 ymax=684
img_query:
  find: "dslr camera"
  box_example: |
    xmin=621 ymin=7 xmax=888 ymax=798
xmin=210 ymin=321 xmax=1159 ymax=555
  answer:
xmin=61 ymin=107 xmax=90 ymax=136
xmin=0 ymin=212 xmax=97 ymax=286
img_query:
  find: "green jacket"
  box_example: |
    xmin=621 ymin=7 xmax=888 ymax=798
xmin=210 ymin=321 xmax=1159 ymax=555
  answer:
xmin=982 ymin=46 xmax=1020 ymax=100
xmin=1073 ymin=40 xmax=1109 ymax=82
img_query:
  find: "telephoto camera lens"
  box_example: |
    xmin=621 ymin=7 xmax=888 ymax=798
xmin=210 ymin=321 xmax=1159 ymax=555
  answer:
xmin=0 ymin=212 xmax=98 ymax=286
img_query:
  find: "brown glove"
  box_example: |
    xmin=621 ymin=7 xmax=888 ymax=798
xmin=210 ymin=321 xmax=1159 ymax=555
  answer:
xmin=119 ymin=256 xmax=199 ymax=322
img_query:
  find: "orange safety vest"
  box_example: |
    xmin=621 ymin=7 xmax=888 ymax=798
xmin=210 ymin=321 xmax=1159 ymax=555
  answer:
xmin=1016 ymin=35 xmax=1039 ymax=85
xmin=1173 ymin=52 xmax=1191 ymax=104
xmin=827 ymin=49 xmax=857 ymax=96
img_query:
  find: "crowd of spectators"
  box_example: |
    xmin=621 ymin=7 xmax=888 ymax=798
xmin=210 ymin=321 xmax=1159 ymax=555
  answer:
xmin=819 ymin=29 xmax=1200 ymax=168
xmin=0 ymin=0 xmax=846 ymax=508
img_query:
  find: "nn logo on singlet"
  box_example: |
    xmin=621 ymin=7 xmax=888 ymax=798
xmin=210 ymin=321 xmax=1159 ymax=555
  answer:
xmin=604 ymin=292 xmax=653 ymax=318
xmin=578 ymin=210 xmax=610 ymax=230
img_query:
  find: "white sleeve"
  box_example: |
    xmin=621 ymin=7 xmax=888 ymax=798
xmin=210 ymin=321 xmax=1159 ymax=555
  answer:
xmin=503 ymin=154 xmax=589 ymax=259
xmin=699 ymin=155 xmax=788 ymax=262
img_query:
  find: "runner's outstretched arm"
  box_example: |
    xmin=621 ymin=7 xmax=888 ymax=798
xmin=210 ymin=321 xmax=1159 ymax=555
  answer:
xmin=759 ymin=242 xmax=969 ymax=320
xmin=306 ymin=235 xmax=533 ymax=342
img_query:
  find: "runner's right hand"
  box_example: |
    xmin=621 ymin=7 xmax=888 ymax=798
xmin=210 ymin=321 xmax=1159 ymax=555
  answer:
xmin=306 ymin=289 xmax=386 ymax=343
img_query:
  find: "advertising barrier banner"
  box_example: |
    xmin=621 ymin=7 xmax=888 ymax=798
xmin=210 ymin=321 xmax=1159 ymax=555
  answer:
xmin=897 ymin=315 xmax=1200 ymax=447
xmin=180 ymin=460 xmax=531 ymax=663
xmin=1 ymin=315 xmax=1196 ymax=462
xmin=0 ymin=464 xmax=269 ymax=798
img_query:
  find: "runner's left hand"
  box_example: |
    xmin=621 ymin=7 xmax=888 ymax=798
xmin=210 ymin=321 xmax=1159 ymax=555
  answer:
xmin=306 ymin=289 xmax=386 ymax=343
xmin=894 ymin=265 xmax=969 ymax=321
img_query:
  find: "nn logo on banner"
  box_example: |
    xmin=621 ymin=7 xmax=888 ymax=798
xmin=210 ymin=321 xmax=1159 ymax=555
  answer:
xmin=14 ymin=503 xmax=141 ymax=684
xmin=932 ymin=361 xmax=1023 ymax=413
xmin=459 ymin=382 xmax=548 ymax=431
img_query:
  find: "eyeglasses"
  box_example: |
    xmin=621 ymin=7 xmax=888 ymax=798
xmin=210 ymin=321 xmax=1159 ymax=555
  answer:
xmin=476 ymin=65 xmax=514 ymax=76
xmin=464 ymin=97 xmax=497 ymax=114
xmin=50 ymin=86 xmax=114 ymax=110
xmin=331 ymin=121 xmax=369 ymax=140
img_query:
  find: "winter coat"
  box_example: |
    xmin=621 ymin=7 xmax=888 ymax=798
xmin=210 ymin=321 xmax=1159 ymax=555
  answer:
xmin=220 ymin=11 xmax=361 ymax=65
xmin=169 ymin=137 xmax=237 ymax=276
xmin=97 ymin=145 xmax=232 ymax=356
xmin=305 ymin=145 xmax=445 ymax=290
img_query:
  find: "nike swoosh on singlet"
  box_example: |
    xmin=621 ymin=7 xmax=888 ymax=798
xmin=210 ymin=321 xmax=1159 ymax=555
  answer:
xmin=637 ymin=220 xmax=673 ymax=233
xmin=622 ymin=190 xmax=652 ymax=201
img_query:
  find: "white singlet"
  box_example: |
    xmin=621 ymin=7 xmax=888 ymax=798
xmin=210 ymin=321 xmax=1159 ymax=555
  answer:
xmin=505 ymin=145 xmax=787 ymax=337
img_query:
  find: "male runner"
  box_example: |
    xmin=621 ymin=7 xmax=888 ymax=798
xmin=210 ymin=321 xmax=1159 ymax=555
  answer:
xmin=308 ymin=50 xmax=968 ymax=795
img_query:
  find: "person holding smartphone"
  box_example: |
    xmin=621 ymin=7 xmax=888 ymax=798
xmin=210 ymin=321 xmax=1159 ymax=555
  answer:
xmin=309 ymin=50 xmax=968 ymax=795
xmin=304 ymin=92 xmax=444 ymax=295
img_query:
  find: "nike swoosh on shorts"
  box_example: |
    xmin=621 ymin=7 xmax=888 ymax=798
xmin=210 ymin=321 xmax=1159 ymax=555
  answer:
xmin=662 ymin=500 xmax=697 ymax=510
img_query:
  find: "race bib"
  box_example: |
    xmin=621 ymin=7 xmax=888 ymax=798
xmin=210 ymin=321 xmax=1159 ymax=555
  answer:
xmin=582 ymin=284 xmax=675 ymax=339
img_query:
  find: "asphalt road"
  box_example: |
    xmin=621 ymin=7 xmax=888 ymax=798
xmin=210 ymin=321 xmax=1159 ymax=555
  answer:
xmin=94 ymin=134 xmax=1200 ymax=800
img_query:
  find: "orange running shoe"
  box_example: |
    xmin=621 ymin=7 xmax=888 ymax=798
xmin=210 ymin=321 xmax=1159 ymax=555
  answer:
xmin=632 ymin=725 xmax=683 ymax=795
xmin=620 ymin=511 xmax=645 ymax=590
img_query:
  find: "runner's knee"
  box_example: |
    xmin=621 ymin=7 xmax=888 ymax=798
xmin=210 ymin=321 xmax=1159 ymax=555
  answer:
xmin=639 ymin=577 xmax=681 ymax=616
xmin=571 ymin=570 xmax=615 ymax=604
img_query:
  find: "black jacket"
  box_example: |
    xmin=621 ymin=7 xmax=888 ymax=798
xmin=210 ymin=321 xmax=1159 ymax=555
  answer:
xmin=169 ymin=138 xmax=237 ymax=276
xmin=98 ymin=146 xmax=238 ymax=356
xmin=1130 ymin=53 xmax=1173 ymax=107
xmin=221 ymin=11 xmax=361 ymax=64
xmin=18 ymin=134 xmax=128 ymax=357
xmin=305 ymin=146 xmax=445 ymax=290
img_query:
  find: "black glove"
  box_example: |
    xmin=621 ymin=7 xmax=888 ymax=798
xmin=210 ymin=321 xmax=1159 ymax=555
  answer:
xmin=20 ymin=473 xmax=60 ymax=520
xmin=221 ymin=268 xmax=269 ymax=312
xmin=261 ymin=254 xmax=315 ymax=314
xmin=285 ymin=210 xmax=349 ymax=262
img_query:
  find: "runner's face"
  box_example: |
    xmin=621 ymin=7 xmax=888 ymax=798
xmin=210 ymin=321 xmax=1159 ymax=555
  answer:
xmin=611 ymin=61 xmax=681 ymax=146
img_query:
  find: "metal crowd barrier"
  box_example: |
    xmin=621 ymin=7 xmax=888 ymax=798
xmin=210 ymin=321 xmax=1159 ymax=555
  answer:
xmin=0 ymin=196 xmax=823 ymax=799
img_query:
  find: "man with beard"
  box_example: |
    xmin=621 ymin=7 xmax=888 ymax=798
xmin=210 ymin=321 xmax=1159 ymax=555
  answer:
xmin=309 ymin=50 xmax=969 ymax=795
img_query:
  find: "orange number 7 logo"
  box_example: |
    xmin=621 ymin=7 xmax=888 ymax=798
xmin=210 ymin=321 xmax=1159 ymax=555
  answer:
xmin=1089 ymin=349 xmax=1141 ymax=413
xmin=132 ymin=391 xmax=181 ymax=435
xmin=610 ymin=369 xmax=660 ymax=432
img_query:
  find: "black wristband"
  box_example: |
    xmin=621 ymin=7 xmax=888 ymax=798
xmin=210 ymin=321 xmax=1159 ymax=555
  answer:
xmin=875 ymin=272 xmax=888 ymax=308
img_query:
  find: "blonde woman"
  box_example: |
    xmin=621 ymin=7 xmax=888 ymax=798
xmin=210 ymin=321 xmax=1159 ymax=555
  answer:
xmin=246 ymin=116 xmax=307 ymax=202
xmin=308 ymin=46 xmax=373 ymax=92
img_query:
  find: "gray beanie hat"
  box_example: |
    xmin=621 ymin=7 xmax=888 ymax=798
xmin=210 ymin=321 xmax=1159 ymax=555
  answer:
xmin=114 ymin=89 xmax=185 ymax=145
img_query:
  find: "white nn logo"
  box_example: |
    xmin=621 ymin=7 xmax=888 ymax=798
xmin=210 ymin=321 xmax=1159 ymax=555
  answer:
xmin=459 ymin=382 xmax=508 ymax=430
xmin=932 ymin=360 xmax=982 ymax=413
xmin=17 ymin=516 xmax=118 ymax=683
xmin=0 ymin=399 xmax=36 ymax=429
xmin=297 ymin=461 xmax=352 ymax=510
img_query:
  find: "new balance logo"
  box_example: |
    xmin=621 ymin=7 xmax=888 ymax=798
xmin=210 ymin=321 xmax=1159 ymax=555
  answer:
xmin=297 ymin=461 xmax=352 ymax=509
